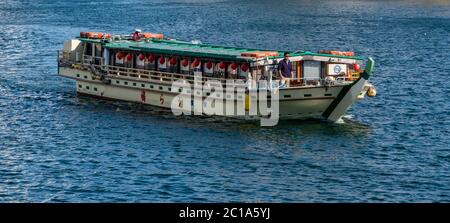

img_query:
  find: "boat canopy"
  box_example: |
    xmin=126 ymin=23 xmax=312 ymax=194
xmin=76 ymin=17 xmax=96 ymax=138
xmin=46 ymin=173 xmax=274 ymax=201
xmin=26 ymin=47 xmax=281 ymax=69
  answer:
xmin=77 ymin=36 xmax=363 ymax=62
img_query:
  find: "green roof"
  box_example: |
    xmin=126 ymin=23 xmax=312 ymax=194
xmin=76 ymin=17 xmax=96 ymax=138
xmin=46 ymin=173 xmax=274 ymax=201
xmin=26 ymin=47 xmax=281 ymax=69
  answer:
xmin=78 ymin=37 xmax=363 ymax=61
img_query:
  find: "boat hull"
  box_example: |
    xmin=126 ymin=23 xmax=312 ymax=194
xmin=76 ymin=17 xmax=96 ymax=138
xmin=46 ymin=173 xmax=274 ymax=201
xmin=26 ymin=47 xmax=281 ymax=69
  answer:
xmin=59 ymin=67 xmax=367 ymax=122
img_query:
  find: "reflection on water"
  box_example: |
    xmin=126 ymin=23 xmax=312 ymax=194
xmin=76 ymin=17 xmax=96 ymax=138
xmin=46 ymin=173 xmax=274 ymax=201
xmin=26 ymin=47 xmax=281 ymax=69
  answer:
xmin=75 ymin=94 xmax=373 ymax=148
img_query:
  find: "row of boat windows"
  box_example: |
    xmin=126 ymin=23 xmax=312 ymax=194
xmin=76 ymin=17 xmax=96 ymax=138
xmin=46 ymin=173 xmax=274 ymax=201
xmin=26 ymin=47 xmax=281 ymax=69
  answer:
xmin=282 ymin=93 xmax=332 ymax=98
xmin=114 ymin=80 xmax=173 ymax=92
xmin=77 ymin=86 xmax=332 ymax=100
xmin=77 ymin=82 xmax=229 ymax=98
xmin=77 ymin=72 xmax=334 ymax=98
xmin=76 ymin=73 xmax=172 ymax=91
xmin=76 ymin=73 xmax=244 ymax=97
xmin=85 ymin=43 xmax=249 ymax=79
xmin=78 ymin=84 xmax=97 ymax=91
xmin=109 ymin=54 xmax=248 ymax=79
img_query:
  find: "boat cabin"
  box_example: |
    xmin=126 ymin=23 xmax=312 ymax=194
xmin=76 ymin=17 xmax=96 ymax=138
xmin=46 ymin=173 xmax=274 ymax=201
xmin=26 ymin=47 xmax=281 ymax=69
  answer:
xmin=68 ymin=31 xmax=364 ymax=88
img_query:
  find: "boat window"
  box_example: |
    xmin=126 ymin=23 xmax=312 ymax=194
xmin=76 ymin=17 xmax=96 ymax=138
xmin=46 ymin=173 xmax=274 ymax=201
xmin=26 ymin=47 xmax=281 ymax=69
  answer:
xmin=303 ymin=61 xmax=321 ymax=81
xmin=94 ymin=44 xmax=102 ymax=65
xmin=237 ymin=64 xmax=249 ymax=80
xmin=227 ymin=63 xmax=238 ymax=79
xmin=109 ymin=51 xmax=114 ymax=66
xmin=114 ymin=51 xmax=124 ymax=67
xmin=167 ymin=57 xmax=178 ymax=73
xmin=157 ymin=56 xmax=167 ymax=72
xmin=136 ymin=53 xmax=145 ymax=69
xmin=203 ymin=61 xmax=214 ymax=77
xmin=267 ymin=65 xmax=277 ymax=80
xmin=94 ymin=44 xmax=102 ymax=57
xmin=85 ymin=43 xmax=92 ymax=56
xmin=214 ymin=62 xmax=226 ymax=79
xmin=180 ymin=58 xmax=190 ymax=75
xmin=251 ymin=67 xmax=262 ymax=81
xmin=252 ymin=65 xmax=273 ymax=82
xmin=292 ymin=61 xmax=300 ymax=79
xmin=145 ymin=56 xmax=156 ymax=70
xmin=127 ymin=53 xmax=134 ymax=68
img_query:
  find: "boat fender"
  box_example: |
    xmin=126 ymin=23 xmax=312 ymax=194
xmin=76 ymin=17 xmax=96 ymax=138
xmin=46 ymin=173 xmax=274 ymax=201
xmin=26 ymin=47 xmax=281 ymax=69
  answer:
xmin=367 ymin=87 xmax=377 ymax=97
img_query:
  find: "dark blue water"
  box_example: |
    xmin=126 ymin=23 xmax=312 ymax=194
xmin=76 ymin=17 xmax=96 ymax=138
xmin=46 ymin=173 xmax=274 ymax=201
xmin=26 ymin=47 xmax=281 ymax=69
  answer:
xmin=0 ymin=0 xmax=449 ymax=202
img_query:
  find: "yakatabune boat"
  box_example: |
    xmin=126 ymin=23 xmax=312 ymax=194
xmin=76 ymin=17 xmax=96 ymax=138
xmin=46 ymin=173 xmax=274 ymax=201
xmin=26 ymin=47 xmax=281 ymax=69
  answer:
xmin=57 ymin=31 xmax=376 ymax=125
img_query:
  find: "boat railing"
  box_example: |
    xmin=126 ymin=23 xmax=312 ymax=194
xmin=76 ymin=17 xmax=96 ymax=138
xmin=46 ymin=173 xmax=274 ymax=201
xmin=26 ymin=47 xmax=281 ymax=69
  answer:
xmin=60 ymin=54 xmax=354 ymax=89
xmin=57 ymin=50 xmax=74 ymax=67
xmin=280 ymin=76 xmax=354 ymax=88
xmin=79 ymin=59 xmax=248 ymax=89
xmin=82 ymin=55 xmax=105 ymax=66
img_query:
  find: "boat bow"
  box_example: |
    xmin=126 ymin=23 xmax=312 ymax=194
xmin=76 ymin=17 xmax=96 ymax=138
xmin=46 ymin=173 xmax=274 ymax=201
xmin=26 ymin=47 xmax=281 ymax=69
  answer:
xmin=322 ymin=57 xmax=375 ymax=122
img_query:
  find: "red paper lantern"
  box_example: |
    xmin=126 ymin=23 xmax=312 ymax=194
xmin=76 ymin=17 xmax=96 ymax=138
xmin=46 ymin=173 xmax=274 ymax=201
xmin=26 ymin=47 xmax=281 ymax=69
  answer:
xmin=138 ymin=53 xmax=145 ymax=61
xmin=169 ymin=57 xmax=177 ymax=65
xmin=353 ymin=63 xmax=360 ymax=70
xmin=230 ymin=63 xmax=237 ymax=70
xmin=126 ymin=53 xmax=132 ymax=61
xmin=241 ymin=63 xmax=249 ymax=72
xmin=181 ymin=59 xmax=189 ymax=67
xmin=117 ymin=52 xmax=123 ymax=60
xmin=206 ymin=61 xmax=212 ymax=69
xmin=219 ymin=62 xmax=225 ymax=69
xmin=159 ymin=57 xmax=165 ymax=64
xmin=147 ymin=54 xmax=155 ymax=63
xmin=192 ymin=58 xmax=200 ymax=67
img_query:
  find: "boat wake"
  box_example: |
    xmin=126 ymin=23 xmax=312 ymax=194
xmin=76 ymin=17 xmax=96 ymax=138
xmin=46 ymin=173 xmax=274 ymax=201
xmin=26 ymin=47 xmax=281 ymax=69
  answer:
xmin=335 ymin=114 xmax=355 ymax=124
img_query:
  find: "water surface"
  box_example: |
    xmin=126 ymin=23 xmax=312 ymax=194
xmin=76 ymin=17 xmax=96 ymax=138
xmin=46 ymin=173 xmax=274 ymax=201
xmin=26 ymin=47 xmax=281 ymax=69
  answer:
xmin=0 ymin=0 xmax=449 ymax=202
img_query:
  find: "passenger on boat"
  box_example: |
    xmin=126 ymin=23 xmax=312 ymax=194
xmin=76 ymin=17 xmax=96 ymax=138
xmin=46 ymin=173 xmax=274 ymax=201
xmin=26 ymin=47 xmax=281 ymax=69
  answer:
xmin=132 ymin=29 xmax=142 ymax=41
xmin=278 ymin=52 xmax=293 ymax=86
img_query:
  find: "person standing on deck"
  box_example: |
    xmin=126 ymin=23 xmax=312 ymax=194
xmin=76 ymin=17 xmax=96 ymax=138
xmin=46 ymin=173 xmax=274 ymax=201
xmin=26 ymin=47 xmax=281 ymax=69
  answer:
xmin=278 ymin=52 xmax=293 ymax=86
xmin=132 ymin=29 xmax=142 ymax=41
